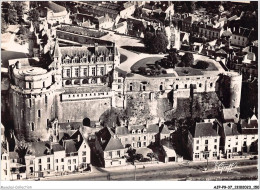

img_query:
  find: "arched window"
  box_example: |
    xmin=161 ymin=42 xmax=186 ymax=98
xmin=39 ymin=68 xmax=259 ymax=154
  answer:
xmin=176 ymin=85 xmax=178 ymax=89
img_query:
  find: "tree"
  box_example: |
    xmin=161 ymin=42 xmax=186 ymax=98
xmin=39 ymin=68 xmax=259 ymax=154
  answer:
xmin=167 ymin=51 xmax=179 ymax=68
xmin=151 ymin=32 xmax=168 ymax=54
xmin=27 ymin=8 xmax=40 ymax=25
xmin=1 ymin=16 xmax=8 ymax=33
xmin=143 ymin=31 xmax=154 ymax=50
xmin=7 ymin=8 xmax=18 ymax=24
xmin=181 ymin=52 xmax=194 ymax=67
xmin=15 ymin=140 xmax=28 ymax=164
xmin=11 ymin=1 xmax=27 ymax=23
xmin=134 ymin=7 xmax=142 ymax=18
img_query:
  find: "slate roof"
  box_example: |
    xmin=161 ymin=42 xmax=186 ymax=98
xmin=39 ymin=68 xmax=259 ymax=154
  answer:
xmin=52 ymin=143 xmax=65 ymax=152
xmin=233 ymin=28 xmax=253 ymax=38
xmin=193 ymin=122 xmax=219 ymax=138
xmin=115 ymin=126 xmax=129 ymax=135
xmin=29 ymin=141 xmax=51 ymax=157
xmin=222 ymin=108 xmax=240 ymax=122
xmin=240 ymin=116 xmax=258 ymax=135
xmin=96 ymin=127 xmax=124 ymax=151
xmin=64 ymin=140 xmax=78 ymax=154
xmin=160 ymin=125 xmax=170 ymax=134
xmin=9 ymin=152 xmax=19 ymax=159
xmin=43 ymin=2 xmax=66 ymax=13
xmin=223 ymin=123 xmax=241 ymax=136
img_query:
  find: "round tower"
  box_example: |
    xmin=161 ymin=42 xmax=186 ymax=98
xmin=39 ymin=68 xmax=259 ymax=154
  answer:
xmin=223 ymin=72 xmax=242 ymax=108
xmin=8 ymin=58 xmax=59 ymax=141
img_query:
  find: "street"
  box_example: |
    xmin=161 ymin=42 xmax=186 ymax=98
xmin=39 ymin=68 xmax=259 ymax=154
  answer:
xmin=42 ymin=159 xmax=258 ymax=181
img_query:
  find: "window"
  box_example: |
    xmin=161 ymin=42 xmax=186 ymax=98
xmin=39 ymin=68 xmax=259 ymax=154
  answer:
xmin=132 ymin=137 xmax=135 ymax=141
xmin=205 ymin=146 xmax=208 ymax=151
xmin=214 ymin=145 xmax=217 ymax=149
xmin=82 ymin=157 xmax=86 ymax=163
xmin=196 ymin=146 xmax=199 ymax=150
xmin=118 ymin=85 xmax=121 ymax=89
xmin=66 ymin=69 xmax=70 ymax=77
xmin=138 ymin=136 xmax=141 ymax=140
xmin=109 ymin=152 xmax=112 ymax=157
xmin=38 ymin=110 xmax=41 ymax=118
xmin=236 ymin=142 xmax=238 ymax=145
xmin=82 ymin=151 xmax=86 ymax=156
xmin=176 ymin=85 xmax=178 ymax=89
xmin=21 ymin=110 xmax=24 ymax=119
xmin=143 ymin=142 xmax=146 ymax=146
xmin=92 ymin=67 xmax=96 ymax=76
xmin=29 ymin=82 xmax=32 ymax=89
xmin=47 ymin=164 xmax=50 ymax=170
xmin=75 ymin=68 xmax=79 ymax=77
xmin=195 ymin=153 xmax=199 ymax=158
xmin=196 ymin=140 xmax=199 ymax=144
xmin=38 ymin=165 xmax=42 ymax=171
xmin=68 ymin=166 xmax=71 ymax=171
xmin=214 ymin=139 xmax=217 ymax=143
xmin=47 ymin=157 xmax=50 ymax=162
xmin=144 ymin=136 xmax=146 ymax=140
xmin=83 ymin=68 xmax=88 ymax=76
xmin=213 ymin=152 xmax=217 ymax=157
xmin=61 ymin=158 xmax=64 ymax=162
xmin=61 ymin=165 xmax=64 ymax=170
xmin=38 ymin=159 xmax=41 ymax=164
xmin=252 ymin=136 xmax=255 ymax=139
xmin=129 ymin=83 xmax=133 ymax=91
xmin=117 ymin=151 xmax=120 ymax=156
xmin=100 ymin=67 xmax=104 ymax=75
xmin=205 ymin=140 xmax=208 ymax=144
xmin=55 ymin=159 xmax=58 ymax=163
xmin=30 ymin=160 xmax=33 ymax=165
xmin=73 ymin=159 xmax=76 ymax=164
xmin=185 ymin=84 xmax=187 ymax=89
xmin=29 ymin=99 xmax=32 ymax=108
xmin=210 ymin=83 xmax=213 ymax=87
xmin=68 ymin=160 xmax=71 ymax=165
xmin=56 ymin=166 xmax=58 ymax=171
xmin=236 ymin=136 xmax=238 ymax=139
xmin=199 ymin=83 xmax=202 ymax=88
xmin=31 ymin=122 xmax=35 ymax=131
xmin=45 ymin=95 xmax=48 ymax=104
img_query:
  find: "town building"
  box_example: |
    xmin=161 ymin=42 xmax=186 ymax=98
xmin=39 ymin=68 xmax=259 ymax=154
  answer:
xmin=94 ymin=127 xmax=126 ymax=168
xmin=198 ymin=23 xmax=223 ymax=40
xmin=186 ymin=120 xmax=221 ymax=161
xmin=219 ymin=122 xmax=242 ymax=159
xmin=230 ymin=27 xmax=253 ymax=47
xmin=37 ymin=1 xmax=71 ymax=25
xmin=160 ymin=139 xmax=183 ymax=163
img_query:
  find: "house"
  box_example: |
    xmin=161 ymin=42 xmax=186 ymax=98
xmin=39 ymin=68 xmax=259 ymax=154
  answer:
xmin=37 ymin=1 xmax=70 ymax=25
xmin=222 ymin=108 xmax=240 ymax=123
xmin=182 ymin=14 xmax=198 ymax=33
xmin=219 ymin=122 xmax=242 ymax=159
xmin=25 ymin=141 xmax=54 ymax=178
xmin=239 ymin=113 xmax=258 ymax=153
xmin=9 ymin=151 xmax=26 ymax=180
xmin=160 ymin=139 xmax=183 ymax=163
xmin=114 ymin=122 xmax=160 ymax=149
xmin=186 ymin=120 xmax=221 ymax=161
xmin=198 ymin=23 xmax=223 ymax=40
xmin=95 ymin=127 xmax=126 ymax=168
xmin=230 ymin=27 xmax=253 ymax=47
xmin=159 ymin=124 xmax=171 ymax=140
xmin=1 ymin=146 xmax=10 ymax=181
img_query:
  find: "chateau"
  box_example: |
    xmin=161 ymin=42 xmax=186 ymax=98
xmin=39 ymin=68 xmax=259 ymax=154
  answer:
xmin=7 ymin=20 xmax=242 ymax=144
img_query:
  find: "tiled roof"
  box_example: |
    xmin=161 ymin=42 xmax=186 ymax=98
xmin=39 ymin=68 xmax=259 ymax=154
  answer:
xmin=233 ymin=28 xmax=253 ymax=38
xmin=194 ymin=122 xmax=218 ymax=138
xmin=223 ymin=123 xmax=240 ymax=136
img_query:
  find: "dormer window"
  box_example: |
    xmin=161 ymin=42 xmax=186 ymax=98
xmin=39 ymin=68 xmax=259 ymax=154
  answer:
xmin=97 ymin=57 xmax=100 ymax=62
xmin=138 ymin=129 xmax=141 ymax=134
xmin=132 ymin=130 xmax=135 ymax=134
xmin=106 ymin=57 xmax=109 ymax=62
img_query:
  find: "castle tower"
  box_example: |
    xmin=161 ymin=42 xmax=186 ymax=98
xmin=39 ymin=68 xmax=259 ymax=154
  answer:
xmin=8 ymin=58 xmax=59 ymax=142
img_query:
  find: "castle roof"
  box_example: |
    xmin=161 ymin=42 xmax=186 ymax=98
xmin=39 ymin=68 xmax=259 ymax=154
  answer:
xmin=64 ymin=140 xmax=77 ymax=154
xmin=29 ymin=141 xmax=51 ymax=157
xmin=52 ymin=143 xmax=65 ymax=152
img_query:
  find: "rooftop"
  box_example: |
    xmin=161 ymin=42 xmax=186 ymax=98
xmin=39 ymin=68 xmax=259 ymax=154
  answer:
xmin=223 ymin=123 xmax=240 ymax=136
xmin=193 ymin=122 xmax=219 ymax=138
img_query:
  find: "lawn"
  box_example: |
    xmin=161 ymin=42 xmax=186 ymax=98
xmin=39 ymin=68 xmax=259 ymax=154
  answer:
xmin=131 ymin=57 xmax=163 ymax=71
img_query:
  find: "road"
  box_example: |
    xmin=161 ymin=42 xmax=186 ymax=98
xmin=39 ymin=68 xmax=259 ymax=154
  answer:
xmin=42 ymin=159 xmax=258 ymax=181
